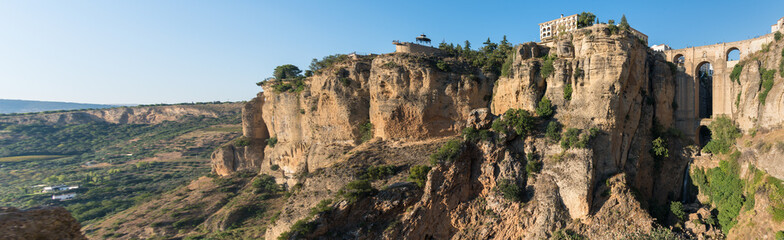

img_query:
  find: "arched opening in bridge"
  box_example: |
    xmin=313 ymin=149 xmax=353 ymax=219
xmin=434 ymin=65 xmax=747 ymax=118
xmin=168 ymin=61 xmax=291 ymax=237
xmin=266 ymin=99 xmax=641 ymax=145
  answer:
xmin=727 ymin=48 xmax=741 ymax=61
xmin=697 ymin=62 xmax=713 ymax=118
xmin=698 ymin=125 xmax=712 ymax=149
xmin=674 ymin=54 xmax=685 ymax=66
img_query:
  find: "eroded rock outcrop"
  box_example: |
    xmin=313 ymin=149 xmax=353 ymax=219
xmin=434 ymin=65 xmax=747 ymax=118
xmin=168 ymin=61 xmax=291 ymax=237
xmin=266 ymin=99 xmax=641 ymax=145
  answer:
xmin=215 ymin=54 xmax=494 ymax=184
xmin=216 ymin=24 xmax=688 ymax=240
xmin=491 ymin=24 xmax=678 ymax=216
xmin=368 ymin=55 xmax=492 ymax=140
xmin=211 ymin=95 xmax=267 ymax=176
xmin=0 ymin=206 xmax=86 ymax=240
xmin=731 ymin=40 xmax=784 ymax=132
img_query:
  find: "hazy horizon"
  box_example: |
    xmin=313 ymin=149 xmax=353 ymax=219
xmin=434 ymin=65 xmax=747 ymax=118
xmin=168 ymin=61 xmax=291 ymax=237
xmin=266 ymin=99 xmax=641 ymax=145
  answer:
xmin=1 ymin=0 xmax=782 ymax=104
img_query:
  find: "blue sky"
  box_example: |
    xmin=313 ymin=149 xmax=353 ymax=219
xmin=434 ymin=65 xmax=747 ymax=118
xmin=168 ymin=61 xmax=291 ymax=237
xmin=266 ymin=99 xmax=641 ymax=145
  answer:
xmin=0 ymin=0 xmax=782 ymax=104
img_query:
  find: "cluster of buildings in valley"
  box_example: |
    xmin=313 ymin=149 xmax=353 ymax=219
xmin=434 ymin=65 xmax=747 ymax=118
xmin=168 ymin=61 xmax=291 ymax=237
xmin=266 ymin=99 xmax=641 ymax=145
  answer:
xmin=40 ymin=184 xmax=80 ymax=201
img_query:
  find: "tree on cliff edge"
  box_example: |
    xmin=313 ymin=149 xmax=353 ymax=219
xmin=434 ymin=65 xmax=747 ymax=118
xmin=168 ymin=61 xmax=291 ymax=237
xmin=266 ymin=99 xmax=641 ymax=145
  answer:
xmin=273 ymin=64 xmax=302 ymax=80
xmin=577 ymin=12 xmax=596 ymax=28
xmin=619 ymin=14 xmax=630 ymax=31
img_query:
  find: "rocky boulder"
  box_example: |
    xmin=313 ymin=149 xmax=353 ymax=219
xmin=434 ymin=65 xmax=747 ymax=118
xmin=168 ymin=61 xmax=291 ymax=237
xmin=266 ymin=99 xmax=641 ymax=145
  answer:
xmin=0 ymin=206 xmax=86 ymax=240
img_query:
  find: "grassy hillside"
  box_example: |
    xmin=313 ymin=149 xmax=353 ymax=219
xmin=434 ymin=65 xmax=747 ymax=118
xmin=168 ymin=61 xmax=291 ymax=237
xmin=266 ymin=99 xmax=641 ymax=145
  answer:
xmin=0 ymin=103 xmax=242 ymax=226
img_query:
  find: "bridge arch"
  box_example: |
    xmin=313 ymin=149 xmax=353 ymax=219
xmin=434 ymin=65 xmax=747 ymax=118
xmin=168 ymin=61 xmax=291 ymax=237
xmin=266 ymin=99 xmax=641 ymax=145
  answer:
xmin=726 ymin=47 xmax=741 ymax=61
xmin=697 ymin=61 xmax=713 ymax=119
xmin=698 ymin=125 xmax=711 ymax=148
xmin=673 ymin=54 xmax=685 ymax=65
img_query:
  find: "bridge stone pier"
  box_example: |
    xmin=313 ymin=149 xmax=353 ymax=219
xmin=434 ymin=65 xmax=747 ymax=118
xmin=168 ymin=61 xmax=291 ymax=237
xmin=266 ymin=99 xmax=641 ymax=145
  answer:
xmin=662 ymin=29 xmax=779 ymax=146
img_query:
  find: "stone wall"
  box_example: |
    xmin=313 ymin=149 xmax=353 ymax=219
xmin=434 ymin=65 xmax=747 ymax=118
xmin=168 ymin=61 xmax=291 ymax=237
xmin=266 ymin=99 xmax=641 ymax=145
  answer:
xmin=393 ymin=42 xmax=442 ymax=55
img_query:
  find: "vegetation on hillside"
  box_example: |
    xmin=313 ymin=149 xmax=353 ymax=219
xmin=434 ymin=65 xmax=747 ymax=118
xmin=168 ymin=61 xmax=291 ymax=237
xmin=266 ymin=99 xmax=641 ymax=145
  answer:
xmin=540 ymin=54 xmax=557 ymax=78
xmin=0 ymin=115 xmax=239 ymax=158
xmin=536 ymin=97 xmax=554 ymax=118
xmin=309 ymin=54 xmax=349 ymax=75
xmin=759 ymin=67 xmax=776 ymax=105
xmin=496 ymin=179 xmax=523 ymax=202
xmin=730 ymin=63 xmax=743 ymax=83
xmin=408 ymin=165 xmax=431 ymax=188
xmin=0 ymin=107 xmax=241 ymax=225
xmin=462 ymin=127 xmax=491 ymax=143
xmin=702 ymin=116 xmax=740 ymax=154
xmin=492 ymin=108 xmax=535 ymax=137
xmin=692 ymin=151 xmax=746 ymax=232
xmin=429 ymin=139 xmax=464 ymax=165
xmin=437 ymin=36 xmax=515 ymax=76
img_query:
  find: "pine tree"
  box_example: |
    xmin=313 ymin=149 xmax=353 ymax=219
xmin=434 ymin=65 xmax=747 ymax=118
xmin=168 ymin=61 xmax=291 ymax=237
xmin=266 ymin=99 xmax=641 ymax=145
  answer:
xmin=501 ymin=35 xmax=509 ymax=46
xmin=619 ymin=14 xmax=630 ymax=31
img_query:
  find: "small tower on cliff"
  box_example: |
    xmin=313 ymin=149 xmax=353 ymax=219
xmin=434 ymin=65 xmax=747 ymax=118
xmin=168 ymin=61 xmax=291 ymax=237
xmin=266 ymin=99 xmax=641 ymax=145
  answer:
xmin=415 ymin=34 xmax=431 ymax=45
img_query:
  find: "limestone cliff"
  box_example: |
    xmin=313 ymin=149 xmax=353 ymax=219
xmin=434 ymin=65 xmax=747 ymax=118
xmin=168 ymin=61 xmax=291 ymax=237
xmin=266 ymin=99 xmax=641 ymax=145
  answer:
xmin=211 ymin=97 xmax=267 ymax=175
xmin=214 ymin=54 xmax=493 ymax=185
xmin=218 ymin=24 xmax=688 ymax=240
xmin=0 ymin=206 xmax=86 ymax=240
xmin=490 ymin=24 xmax=678 ymax=217
xmin=730 ymin=39 xmax=784 ymax=132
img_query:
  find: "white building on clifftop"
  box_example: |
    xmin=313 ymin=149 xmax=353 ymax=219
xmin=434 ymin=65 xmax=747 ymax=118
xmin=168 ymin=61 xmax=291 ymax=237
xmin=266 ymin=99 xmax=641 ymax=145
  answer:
xmin=539 ymin=14 xmax=578 ymax=41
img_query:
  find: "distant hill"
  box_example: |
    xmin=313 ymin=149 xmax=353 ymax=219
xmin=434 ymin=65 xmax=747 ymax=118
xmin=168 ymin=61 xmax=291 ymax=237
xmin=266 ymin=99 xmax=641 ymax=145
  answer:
xmin=0 ymin=99 xmax=122 ymax=114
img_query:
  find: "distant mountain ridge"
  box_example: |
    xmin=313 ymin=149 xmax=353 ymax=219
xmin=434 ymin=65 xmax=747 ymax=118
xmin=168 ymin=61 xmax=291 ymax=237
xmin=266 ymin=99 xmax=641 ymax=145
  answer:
xmin=0 ymin=99 xmax=121 ymax=114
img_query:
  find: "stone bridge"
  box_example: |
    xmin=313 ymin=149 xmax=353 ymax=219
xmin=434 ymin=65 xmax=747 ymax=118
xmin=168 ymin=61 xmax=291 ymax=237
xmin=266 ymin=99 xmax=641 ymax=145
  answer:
xmin=662 ymin=29 xmax=779 ymax=146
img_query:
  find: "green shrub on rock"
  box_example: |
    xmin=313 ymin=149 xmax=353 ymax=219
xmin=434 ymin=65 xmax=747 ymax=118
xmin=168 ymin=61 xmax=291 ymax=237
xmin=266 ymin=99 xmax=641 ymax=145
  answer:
xmin=429 ymin=139 xmax=464 ymax=165
xmin=408 ymin=165 xmax=431 ymax=188
xmin=252 ymin=174 xmax=279 ymax=194
xmin=546 ymin=121 xmax=562 ymax=142
xmin=359 ymin=122 xmax=373 ymax=143
xmin=652 ymin=137 xmax=669 ymax=159
xmin=526 ymin=160 xmax=542 ymax=174
xmin=540 ymin=54 xmax=557 ymax=78
xmin=492 ymin=108 xmax=535 ymax=137
xmin=462 ymin=127 xmax=491 ymax=142
xmin=338 ymin=179 xmax=376 ymax=203
xmin=670 ymin=201 xmax=685 ymax=222
xmin=702 ymin=116 xmax=740 ymax=154
xmin=730 ymin=64 xmax=743 ymax=83
xmin=561 ymin=128 xmax=580 ymax=149
xmin=266 ymin=137 xmax=278 ymax=147
xmin=536 ymin=97 xmax=554 ymax=118
xmin=759 ymin=68 xmax=776 ymax=105
xmin=362 ymin=165 xmax=395 ymax=180
xmin=496 ymin=179 xmax=523 ymax=202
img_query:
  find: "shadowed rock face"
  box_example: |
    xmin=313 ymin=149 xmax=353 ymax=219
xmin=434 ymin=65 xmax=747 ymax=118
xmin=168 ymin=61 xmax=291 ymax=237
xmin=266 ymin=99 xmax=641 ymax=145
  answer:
xmin=0 ymin=206 xmax=86 ymax=240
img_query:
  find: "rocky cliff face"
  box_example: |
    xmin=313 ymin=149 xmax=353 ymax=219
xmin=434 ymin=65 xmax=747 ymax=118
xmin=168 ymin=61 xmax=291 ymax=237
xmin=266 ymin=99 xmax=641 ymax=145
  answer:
xmin=0 ymin=103 xmax=242 ymax=125
xmin=490 ymin=25 xmax=678 ymax=217
xmin=215 ymin=54 xmax=493 ymax=184
xmin=369 ymin=55 xmax=492 ymax=140
xmin=730 ymin=39 xmax=784 ymax=132
xmin=0 ymin=206 xmax=86 ymax=240
xmin=211 ymin=25 xmax=692 ymax=239
xmin=211 ymin=97 xmax=267 ymax=176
